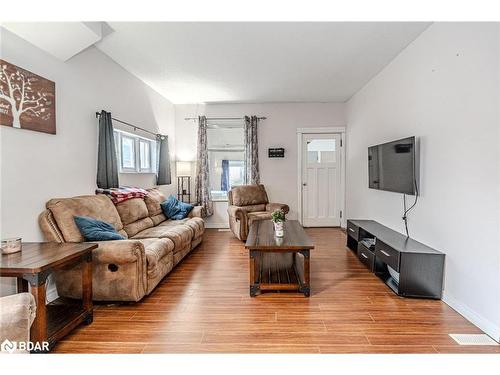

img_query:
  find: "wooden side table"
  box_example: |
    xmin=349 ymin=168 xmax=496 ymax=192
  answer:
xmin=0 ymin=242 xmax=97 ymax=352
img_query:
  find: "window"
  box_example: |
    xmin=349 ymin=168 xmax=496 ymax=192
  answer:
xmin=207 ymin=122 xmax=245 ymax=200
xmin=228 ymin=160 xmax=245 ymax=186
xmin=307 ymin=139 xmax=336 ymax=163
xmin=114 ymin=130 xmax=156 ymax=173
xmin=121 ymin=135 xmax=136 ymax=170
xmin=139 ymin=140 xmax=151 ymax=170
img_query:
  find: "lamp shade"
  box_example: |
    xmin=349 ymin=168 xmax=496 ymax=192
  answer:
xmin=176 ymin=161 xmax=192 ymax=176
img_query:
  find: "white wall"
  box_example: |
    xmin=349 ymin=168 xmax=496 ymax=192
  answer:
xmin=175 ymin=103 xmax=346 ymax=227
xmin=0 ymin=28 xmax=177 ymax=295
xmin=346 ymin=23 xmax=500 ymax=340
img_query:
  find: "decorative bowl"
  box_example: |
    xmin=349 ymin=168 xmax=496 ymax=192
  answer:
xmin=1 ymin=238 xmax=22 ymax=254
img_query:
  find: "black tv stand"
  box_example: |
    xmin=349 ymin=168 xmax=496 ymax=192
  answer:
xmin=347 ymin=219 xmax=445 ymax=299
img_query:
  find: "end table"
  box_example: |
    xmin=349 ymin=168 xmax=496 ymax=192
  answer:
xmin=0 ymin=242 xmax=97 ymax=352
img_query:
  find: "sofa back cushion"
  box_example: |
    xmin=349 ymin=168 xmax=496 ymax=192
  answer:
xmin=144 ymin=188 xmax=167 ymax=225
xmin=229 ymin=184 xmax=269 ymax=207
xmin=46 ymin=195 xmax=126 ymax=242
xmin=115 ymin=198 xmax=154 ymax=237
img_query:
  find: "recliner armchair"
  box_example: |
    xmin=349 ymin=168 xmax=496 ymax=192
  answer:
xmin=227 ymin=184 xmax=289 ymax=241
xmin=0 ymin=293 xmax=36 ymax=353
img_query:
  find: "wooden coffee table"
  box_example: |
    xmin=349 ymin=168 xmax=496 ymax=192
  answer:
xmin=245 ymin=220 xmax=314 ymax=297
xmin=0 ymin=242 xmax=97 ymax=352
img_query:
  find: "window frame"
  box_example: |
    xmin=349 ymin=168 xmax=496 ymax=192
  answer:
xmin=206 ymin=122 xmax=246 ymax=201
xmin=114 ymin=129 xmax=156 ymax=174
xmin=138 ymin=138 xmax=152 ymax=172
xmin=120 ymin=133 xmax=137 ymax=173
xmin=207 ymin=149 xmax=246 ymax=201
xmin=228 ymin=159 xmax=245 ymax=188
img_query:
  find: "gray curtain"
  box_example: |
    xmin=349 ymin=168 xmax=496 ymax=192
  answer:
xmin=96 ymin=110 xmax=119 ymax=189
xmin=156 ymin=135 xmax=171 ymax=185
xmin=195 ymin=116 xmax=213 ymax=216
xmin=244 ymin=115 xmax=260 ymax=184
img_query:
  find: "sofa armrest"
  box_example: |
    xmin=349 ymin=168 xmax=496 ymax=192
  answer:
xmin=54 ymin=240 xmax=148 ymax=302
xmin=188 ymin=205 xmax=204 ymax=218
xmin=227 ymin=205 xmax=248 ymax=222
xmin=0 ymin=293 xmax=36 ymax=351
xmin=266 ymin=203 xmax=290 ymax=214
xmin=91 ymin=240 xmax=146 ymax=265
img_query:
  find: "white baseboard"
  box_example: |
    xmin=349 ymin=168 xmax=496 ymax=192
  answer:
xmin=442 ymin=292 xmax=500 ymax=343
xmin=205 ymin=222 xmax=229 ymax=229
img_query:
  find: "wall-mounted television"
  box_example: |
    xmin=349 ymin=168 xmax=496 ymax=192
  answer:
xmin=368 ymin=136 xmax=417 ymax=195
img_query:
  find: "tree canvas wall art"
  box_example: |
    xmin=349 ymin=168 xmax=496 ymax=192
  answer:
xmin=0 ymin=59 xmax=56 ymax=134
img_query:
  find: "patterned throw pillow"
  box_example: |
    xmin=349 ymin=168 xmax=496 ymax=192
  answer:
xmin=74 ymin=216 xmax=125 ymax=241
xmin=160 ymin=195 xmax=194 ymax=220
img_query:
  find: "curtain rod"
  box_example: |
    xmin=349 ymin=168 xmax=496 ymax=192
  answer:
xmin=184 ymin=116 xmax=267 ymax=121
xmin=95 ymin=112 xmax=165 ymax=139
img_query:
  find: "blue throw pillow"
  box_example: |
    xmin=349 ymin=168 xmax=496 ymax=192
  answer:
xmin=161 ymin=195 xmax=193 ymax=220
xmin=74 ymin=216 xmax=125 ymax=241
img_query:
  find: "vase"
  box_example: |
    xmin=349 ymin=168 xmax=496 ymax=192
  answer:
xmin=274 ymin=221 xmax=284 ymax=237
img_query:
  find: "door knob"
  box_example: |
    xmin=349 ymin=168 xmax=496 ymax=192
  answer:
xmin=302 ymin=183 xmax=307 ymax=186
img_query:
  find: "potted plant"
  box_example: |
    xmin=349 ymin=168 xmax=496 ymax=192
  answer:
xmin=271 ymin=209 xmax=286 ymax=237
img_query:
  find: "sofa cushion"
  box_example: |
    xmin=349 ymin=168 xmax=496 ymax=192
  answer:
xmin=150 ymin=213 xmax=167 ymax=226
xmin=116 ymin=198 xmax=154 ymax=237
xmin=184 ymin=217 xmax=205 ymax=238
xmin=230 ymin=184 xmax=269 ymax=206
xmin=46 ymin=195 xmax=126 ymax=242
xmin=136 ymin=238 xmax=174 ymax=271
xmin=116 ymin=198 xmax=149 ymax=225
xmin=74 ymin=216 xmax=125 ymax=241
xmin=132 ymin=224 xmax=193 ymax=249
xmin=144 ymin=188 xmax=166 ymax=217
xmin=159 ymin=217 xmax=204 ymax=238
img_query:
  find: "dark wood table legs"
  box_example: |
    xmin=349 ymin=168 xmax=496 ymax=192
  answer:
xmin=298 ymin=250 xmax=310 ymax=297
xmin=17 ymin=277 xmax=29 ymax=293
xmin=24 ymin=271 xmax=50 ymax=351
xmin=249 ymin=251 xmax=258 ymax=297
xmin=249 ymin=249 xmax=311 ymax=297
xmin=82 ymin=252 xmax=93 ymax=325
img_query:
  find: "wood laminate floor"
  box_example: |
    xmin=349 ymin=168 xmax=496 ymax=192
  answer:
xmin=53 ymin=228 xmax=499 ymax=354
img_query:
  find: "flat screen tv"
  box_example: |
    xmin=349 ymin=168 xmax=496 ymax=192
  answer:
xmin=368 ymin=136 xmax=417 ymax=195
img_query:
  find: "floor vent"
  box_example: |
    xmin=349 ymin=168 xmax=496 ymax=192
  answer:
xmin=449 ymin=334 xmax=499 ymax=346
xmin=218 ymin=228 xmax=230 ymax=232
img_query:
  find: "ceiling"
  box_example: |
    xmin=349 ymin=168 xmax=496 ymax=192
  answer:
xmin=95 ymin=22 xmax=430 ymax=104
xmin=2 ymin=22 xmax=107 ymax=61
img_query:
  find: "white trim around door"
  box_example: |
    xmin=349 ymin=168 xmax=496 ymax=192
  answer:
xmin=297 ymin=127 xmax=346 ymax=228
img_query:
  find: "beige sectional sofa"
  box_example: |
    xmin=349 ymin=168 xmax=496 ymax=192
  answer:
xmin=39 ymin=188 xmax=204 ymax=302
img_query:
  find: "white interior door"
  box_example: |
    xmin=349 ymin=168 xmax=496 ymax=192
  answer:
xmin=301 ymin=133 xmax=341 ymax=227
